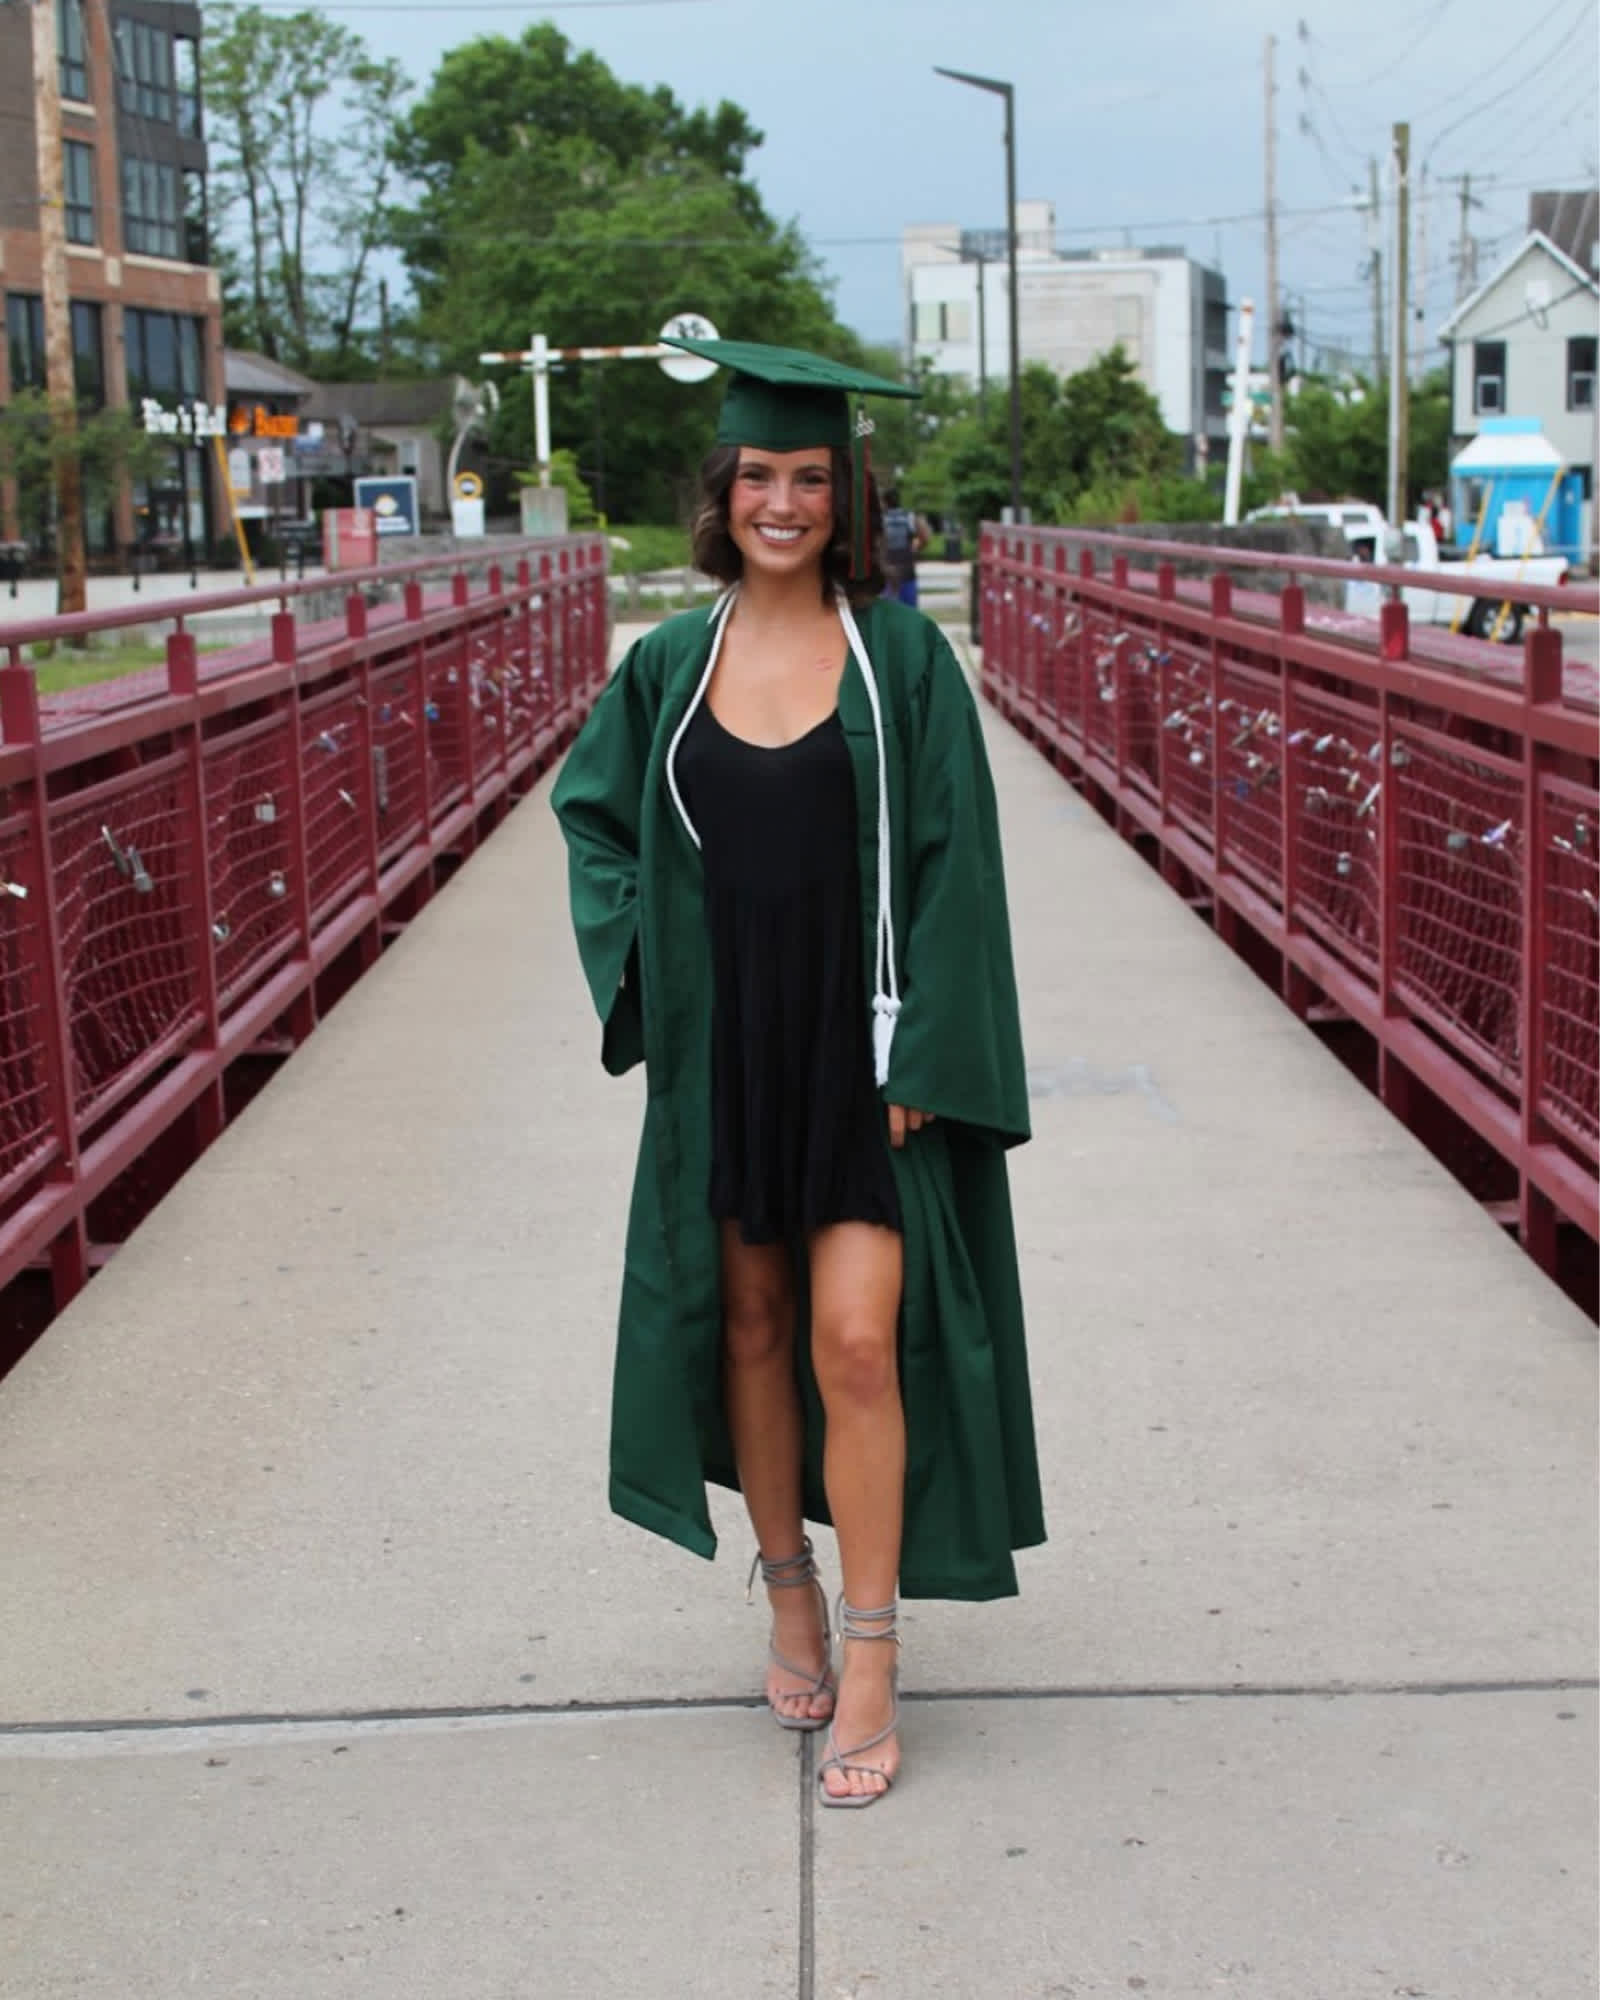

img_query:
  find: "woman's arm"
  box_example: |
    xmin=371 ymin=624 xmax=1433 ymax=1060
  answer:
xmin=550 ymin=643 xmax=658 ymax=1075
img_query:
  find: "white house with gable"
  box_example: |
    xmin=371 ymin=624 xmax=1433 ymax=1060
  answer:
xmin=1437 ymin=212 xmax=1599 ymax=563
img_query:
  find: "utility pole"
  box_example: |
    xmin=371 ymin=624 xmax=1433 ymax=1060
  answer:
xmin=1368 ymin=156 xmax=1385 ymax=381
xmin=974 ymin=249 xmax=989 ymax=423
xmin=1454 ymin=173 xmax=1480 ymax=302
xmin=1265 ymin=34 xmax=1283 ymax=451
xmin=31 ymin=0 xmax=86 ymax=616
xmin=1387 ymin=122 xmax=1410 ymax=533
xmin=1412 ymin=162 xmax=1428 ymax=386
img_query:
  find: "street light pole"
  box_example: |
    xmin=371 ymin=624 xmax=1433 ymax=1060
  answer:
xmin=934 ymin=65 xmax=1022 ymax=523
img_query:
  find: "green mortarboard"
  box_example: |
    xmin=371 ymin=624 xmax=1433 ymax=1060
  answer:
xmin=662 ymin=337 xmax=921 ymax=575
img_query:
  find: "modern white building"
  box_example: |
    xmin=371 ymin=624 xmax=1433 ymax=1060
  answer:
xmin=903 ymin=202 xmax=1231 ymax=468
xmin=1436 ymin=192 xmax=1598 ymax=562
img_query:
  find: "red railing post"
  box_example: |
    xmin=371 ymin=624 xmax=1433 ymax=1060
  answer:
xmin=273 ymin=607 xmax=318 ymax=1043
xmin=450 ymin=570 xmax=477 ymax=823
xmin=1208 ymin=571 xmax=1231 ymax=873
xmin=1519 ymin=621 xmax=1565 ymax=1271
xmin=1278 ymin=585 xmax=1313 ymax=1017
xmin=167 ymin=624 xmax=225 ymax=1144
xmin=0 ymin=664 xmax=86 ymax=1305
xmin=1155 ymin=563 xmax=1176 ymax=847
xmin=1076 ymin=548 xmax=1095 ymax=760
xmin=539 ymin=553 xmax=557 ymax=738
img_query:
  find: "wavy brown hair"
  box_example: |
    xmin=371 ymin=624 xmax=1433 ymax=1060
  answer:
xmin=689 ymin=444 xmax=885 ymax=605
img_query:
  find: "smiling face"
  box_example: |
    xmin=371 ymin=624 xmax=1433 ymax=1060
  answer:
xmin=726 ymin=446 xmax=835 ymax=580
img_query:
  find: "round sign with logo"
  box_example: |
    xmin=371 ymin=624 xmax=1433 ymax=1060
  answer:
xmin=658 ymin=314 xmax=721 ymax=384
xmin=453 ymin=470 xmax=484 ymax=501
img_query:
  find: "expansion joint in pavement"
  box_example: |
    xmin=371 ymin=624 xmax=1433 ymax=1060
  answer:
xmin=3 ymin=1675 xmax=1593 ymax=1751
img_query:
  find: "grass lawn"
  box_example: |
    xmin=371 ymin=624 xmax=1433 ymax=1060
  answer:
xmin=603 ymin=523 xmax=691 ymax=574
xmin=26 ymin=638 xmax=228 ymax=695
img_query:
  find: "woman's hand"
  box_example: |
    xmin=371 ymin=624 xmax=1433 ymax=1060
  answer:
xmin=886 ymin=1105 xmax=935 ymax=1150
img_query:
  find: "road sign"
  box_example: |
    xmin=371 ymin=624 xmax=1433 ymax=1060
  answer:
xmin=353 ymin=476 xmax=420 ymax=537
xmin=257 ymin=446 xmax=286 ymax=486
xmin=227 ymin=448 xmax=251 ymax=498
xmin=657 ymin=314 xmax=720 ymax=383
xmin=452 ymin=470 xmax=484 ymax=501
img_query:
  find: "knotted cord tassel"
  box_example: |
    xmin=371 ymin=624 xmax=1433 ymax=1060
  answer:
xmin=851 ymin=405 xmax=874 ymax=580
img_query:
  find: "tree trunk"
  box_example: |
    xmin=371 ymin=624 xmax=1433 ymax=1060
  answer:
xmin=32 ymin=0 xmax=86 ymax=616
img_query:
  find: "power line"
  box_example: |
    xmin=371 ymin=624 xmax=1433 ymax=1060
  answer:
xmin=1352 ymin=0 xmax=1455 ymax=86
xmin=1423 ymin=0 xmax=1596 ymax=162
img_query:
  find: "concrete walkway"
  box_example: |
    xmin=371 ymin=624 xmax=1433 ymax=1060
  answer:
xmin=0 ymin=632 xmax=1594 ymax=1998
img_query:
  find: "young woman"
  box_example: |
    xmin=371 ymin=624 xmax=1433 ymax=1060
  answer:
xmin=551 ymin=339 xmax=1043 ymax=1807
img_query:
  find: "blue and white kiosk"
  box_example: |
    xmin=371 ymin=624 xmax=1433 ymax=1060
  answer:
xmin=1450 ymin=418 xmax=1583 ymax=562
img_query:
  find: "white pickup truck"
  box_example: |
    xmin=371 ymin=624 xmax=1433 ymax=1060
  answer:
xmin=1343 ymin=517 xmax=1569 ymax=642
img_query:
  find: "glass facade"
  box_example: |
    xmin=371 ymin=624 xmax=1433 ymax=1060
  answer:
xmin=114 ymin=18 xmax=174 ymax=123
xmin=57 ymin=0 xmax=88 ymax=101
xmin=124 ymin=308 xmax=211 ymax=558
xmin=6 ymin=294 xmax=46 ymax=394
xmin=121 ymin=157 xmax=181 ymax=260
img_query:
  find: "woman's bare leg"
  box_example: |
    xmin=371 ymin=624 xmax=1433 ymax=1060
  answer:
xmin=808 ymin=1220 xmax=905 ymax=1799
xmin=721 ymin=1222 xmax=832 ymax=1723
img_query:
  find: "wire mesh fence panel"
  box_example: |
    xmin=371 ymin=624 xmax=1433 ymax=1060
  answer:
xmin=466 ymin=617 xmax=506 ymax=784
xmin=1217 ymin=659 xmax=1286 ymax=904
xmin=301 ymin=688 xmax=371 ymax=926
xmin=0 ymin=805 xmax=54 ymax=1199
xmin=1119 ymin=631 xmax=1167 ymax=799
xmin=204 ymin=716 xmax=298 ymax=1012
xmin=50 ymin=763 xmax=202 ymax=1123
xmin=1392 ymin=727 xmax=1524 ymax=1085
xmin=369 ymin=653 xmax=427 ymax=868
xmin=1540 ymin=780 xmax=1598 ymax=1160
xmin=501 ymin=598 xmax=538 ymax=760
xmin=1286 ymin=685 xmax=1382 ymax=981
xmin=1083 ymin=609 xmax=1121 ymax=768
xmin=423 ymin=632 xmax=470 ymax=817
xmin=1160 ymin=640 xmax=1215 ymax=852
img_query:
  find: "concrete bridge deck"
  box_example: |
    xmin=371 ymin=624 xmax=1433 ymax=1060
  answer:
xmin=1 ymin=633 xmax=1593 ymax=1999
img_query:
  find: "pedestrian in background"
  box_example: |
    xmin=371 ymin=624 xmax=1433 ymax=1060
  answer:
xmin=880 ymin=485 xmax=930 ymax=606
xmin=551 ymin=338 xmax=1043 ymax=1809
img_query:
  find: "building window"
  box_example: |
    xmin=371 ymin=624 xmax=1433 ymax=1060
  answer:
xmin=1472 ymin=340 xmax=1506 ymax=415
xmin=124 ymin=306 xmax=206 ymax=405
xmin=2 ymin=295 xmax=101 ymax=408
xmin=57 ymin=0 xmax=88 ymax=101
xmin=64 ymin=140 xmax=95 ymax=246
xmin=122 ymin=156 xmax=181 ymax=259
xmin=114 ymin=18 xmax=175 ymax=123
xmin=71 ymin=300 xmax=104 ymax=407
xmin=1569 ymin=336 xmax=1597 ymax=413
xmin=5 ymin=294 xmax=47 ymax=393
xmin=913 ymin=299 xmax=972 ymax=343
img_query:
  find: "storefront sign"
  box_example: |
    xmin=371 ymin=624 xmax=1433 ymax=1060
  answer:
xmin=257 ymin=446 xmax=286 ymax=486
xmin=141 ymin=397 xmax=227 ymax=439
xmin=229 ymin=403 xmax=300 ymax=441
xmin=353 ymin=475 xmax=419 ymax=537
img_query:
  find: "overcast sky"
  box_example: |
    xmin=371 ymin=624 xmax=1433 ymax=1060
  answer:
xmin=282 ymin=0 xmax=1598 ymax=365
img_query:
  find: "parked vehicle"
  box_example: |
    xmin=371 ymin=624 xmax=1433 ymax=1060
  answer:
xmin=1343 ymin=517 xmax=1569 ymax=642
xmin=1245 ymin=499 xmax=1389 ymax=559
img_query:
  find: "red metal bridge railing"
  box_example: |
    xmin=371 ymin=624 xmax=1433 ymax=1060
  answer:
xmin=978 ymin=525 xmax=1599 ymax=1288
xmin=0 ymin=537 xmax=610 ymax=1330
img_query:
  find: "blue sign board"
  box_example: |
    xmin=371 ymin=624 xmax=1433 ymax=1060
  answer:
xmin=353 ymin=475 xmax=420 ymax=537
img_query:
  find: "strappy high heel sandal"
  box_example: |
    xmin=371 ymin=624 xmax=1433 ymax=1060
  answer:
xmin=817 ymin=1595 xmax=900 ymax=1809
xmin=746 ymin=1537 xmax=835 ymax=1733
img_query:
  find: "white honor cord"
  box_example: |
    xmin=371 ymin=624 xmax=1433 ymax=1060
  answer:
xmin=835 ymin=594 xmax=900 ymax=1088
xmin=663 ymin=586 xmax=738 ymax=851
xmin=663 ymin=586 xmax=899 ymax=1088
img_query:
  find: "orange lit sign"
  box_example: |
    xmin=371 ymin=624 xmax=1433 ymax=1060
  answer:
xmin=228 ymin=403 xmax=299 ymax=440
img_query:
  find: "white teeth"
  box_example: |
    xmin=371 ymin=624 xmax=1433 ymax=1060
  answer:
xmin=757 ymin=526 xmax=803 ymax=542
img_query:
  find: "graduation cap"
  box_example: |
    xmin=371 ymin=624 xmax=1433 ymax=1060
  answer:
xmin=661 ymin=336 xmax=920 ymax=577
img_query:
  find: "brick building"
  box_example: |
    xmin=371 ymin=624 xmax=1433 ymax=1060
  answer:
xmin=0 ymin=0 xmax=223 ymax=563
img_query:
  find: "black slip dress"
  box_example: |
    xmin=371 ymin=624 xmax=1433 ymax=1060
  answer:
xmin=676 ymin=697 xmax=902 ymax=1246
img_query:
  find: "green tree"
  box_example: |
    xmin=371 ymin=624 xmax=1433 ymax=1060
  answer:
xmin=1283 ymin=368 xmax=1451 ymax=512
xmin=390 ymin=26 xmax=851 ymax=520
xmin=203 ymin=5 xmax=409 ymax=369
xmin=0 ymin=392 xmax=168 ymax=566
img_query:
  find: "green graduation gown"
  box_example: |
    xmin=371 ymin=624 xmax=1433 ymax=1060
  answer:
xmin=550 ymin=594 xmax=1044 ymax=1599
